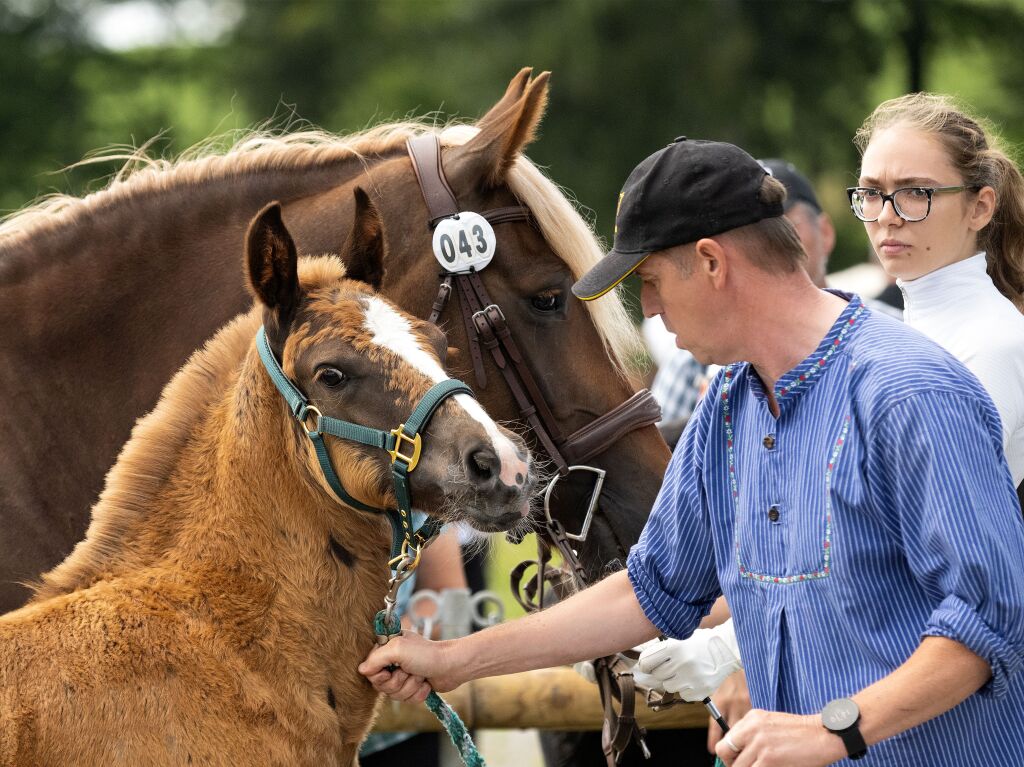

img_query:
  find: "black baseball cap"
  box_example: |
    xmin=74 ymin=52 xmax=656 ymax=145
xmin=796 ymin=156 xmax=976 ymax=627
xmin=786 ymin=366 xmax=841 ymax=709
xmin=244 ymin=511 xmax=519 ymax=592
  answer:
xmin=758 ymin=158 xmax=821 ymax=213
xmin=573 ymin=137 xmax=784 ymax=301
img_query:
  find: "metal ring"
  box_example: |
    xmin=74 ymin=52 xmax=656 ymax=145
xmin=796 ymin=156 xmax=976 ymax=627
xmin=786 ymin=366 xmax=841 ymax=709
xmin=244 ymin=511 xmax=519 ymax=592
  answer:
xmin=723 ymin=733 xmax=741 ymax=753
xmin=301 ymin=405 xmax=323 ymax=433
xmin=470 ymin=591 xmax=505 ymax=628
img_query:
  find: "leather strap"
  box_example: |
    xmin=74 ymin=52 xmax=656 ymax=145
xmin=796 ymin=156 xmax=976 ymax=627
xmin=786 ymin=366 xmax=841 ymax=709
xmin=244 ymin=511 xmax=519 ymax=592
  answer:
xmin=427 ymin=275 xmax=454 ymax=325
xmin=454 ymin=272 xmax=489 ymax=388
xmin=597 ymin=660 xmax=644 ymax=767
xmin=562 ymin=388 xmax=662 ymax=465
xmin=407 ymin=134 xmax=460 ymax=225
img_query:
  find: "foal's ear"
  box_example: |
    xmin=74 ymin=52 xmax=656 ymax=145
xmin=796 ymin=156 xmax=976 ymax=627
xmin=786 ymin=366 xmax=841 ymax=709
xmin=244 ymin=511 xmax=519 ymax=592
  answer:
xmin=448 ymin=69 xmax=550 ymax=188
xmin=341 ymin=187 xmax=385 ymax=291
xmin=245 ymin=202 xmax=300 ymax=329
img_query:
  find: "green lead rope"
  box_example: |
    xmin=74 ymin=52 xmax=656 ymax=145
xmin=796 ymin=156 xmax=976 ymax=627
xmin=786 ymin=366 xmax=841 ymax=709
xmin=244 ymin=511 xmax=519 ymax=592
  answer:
xmin=373 ymin=611 xmax=486 ymax=767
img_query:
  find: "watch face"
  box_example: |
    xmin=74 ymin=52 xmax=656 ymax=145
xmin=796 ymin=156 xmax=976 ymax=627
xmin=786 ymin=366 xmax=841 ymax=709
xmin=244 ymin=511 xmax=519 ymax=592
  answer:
xmin=822 ymin=698 xmax=860 ymax=731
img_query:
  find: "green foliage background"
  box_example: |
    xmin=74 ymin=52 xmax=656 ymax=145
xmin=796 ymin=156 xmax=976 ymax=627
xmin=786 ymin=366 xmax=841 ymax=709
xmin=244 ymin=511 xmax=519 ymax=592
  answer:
xmin=4 ymin=0 xmax=1024 ymax=278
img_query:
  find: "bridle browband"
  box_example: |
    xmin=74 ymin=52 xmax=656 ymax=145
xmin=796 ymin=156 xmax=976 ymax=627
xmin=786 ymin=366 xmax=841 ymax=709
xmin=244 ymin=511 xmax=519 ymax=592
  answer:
xmin=257 ymin=326 xmax=472 ymax=567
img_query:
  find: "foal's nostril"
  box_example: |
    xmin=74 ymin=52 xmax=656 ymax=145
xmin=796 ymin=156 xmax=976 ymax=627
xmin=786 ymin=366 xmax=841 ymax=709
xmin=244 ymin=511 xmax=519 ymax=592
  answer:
xmin=466 ymin=447 xmax=497 ymax=485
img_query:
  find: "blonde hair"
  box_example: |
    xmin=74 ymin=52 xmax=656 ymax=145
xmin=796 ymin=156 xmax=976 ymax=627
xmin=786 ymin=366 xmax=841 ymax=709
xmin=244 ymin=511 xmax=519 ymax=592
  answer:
xmin=855 ymin=93 xmax=1024 ymax=310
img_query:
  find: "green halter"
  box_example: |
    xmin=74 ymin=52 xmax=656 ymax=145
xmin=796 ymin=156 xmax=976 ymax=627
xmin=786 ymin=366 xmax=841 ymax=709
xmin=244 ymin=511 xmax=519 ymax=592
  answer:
xmin=256 ymin=326 xmax=473 ymax=566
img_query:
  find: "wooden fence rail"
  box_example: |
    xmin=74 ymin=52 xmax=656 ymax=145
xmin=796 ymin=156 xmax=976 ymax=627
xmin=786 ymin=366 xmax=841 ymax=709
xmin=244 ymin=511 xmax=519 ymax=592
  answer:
xmin=371 ymin=667 xmax=708 ymax=732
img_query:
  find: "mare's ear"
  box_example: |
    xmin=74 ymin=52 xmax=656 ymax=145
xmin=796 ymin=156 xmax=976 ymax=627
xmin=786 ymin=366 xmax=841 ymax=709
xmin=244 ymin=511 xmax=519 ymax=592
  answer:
xmin=341 ymin=187 xmax=385 ymax=291
xmin=447 ymin=69 xmax=550 ymax=188
xmin=475 ymin=67 xmax=534 ymax=133
xmin=245 ymin=202 xmax=300 ymax=334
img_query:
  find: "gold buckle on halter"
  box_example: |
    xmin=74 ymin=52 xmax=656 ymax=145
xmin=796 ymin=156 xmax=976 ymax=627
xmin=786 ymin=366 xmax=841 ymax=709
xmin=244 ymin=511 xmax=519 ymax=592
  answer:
xmin=388 ymin=426 xmax=422 ymax=471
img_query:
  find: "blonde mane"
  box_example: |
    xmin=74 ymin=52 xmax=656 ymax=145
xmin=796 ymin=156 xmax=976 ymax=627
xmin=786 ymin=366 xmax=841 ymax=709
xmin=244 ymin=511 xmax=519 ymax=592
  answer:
xmin=1 ymin=120 xmax=642 ymax=383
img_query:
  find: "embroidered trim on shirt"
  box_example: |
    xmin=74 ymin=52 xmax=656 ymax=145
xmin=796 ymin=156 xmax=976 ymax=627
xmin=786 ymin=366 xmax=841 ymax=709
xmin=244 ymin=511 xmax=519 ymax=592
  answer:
xmin=775 ymin=303 xmax=865 ymax=399
xmin=723 ymin=364 xmax=851 ymax=584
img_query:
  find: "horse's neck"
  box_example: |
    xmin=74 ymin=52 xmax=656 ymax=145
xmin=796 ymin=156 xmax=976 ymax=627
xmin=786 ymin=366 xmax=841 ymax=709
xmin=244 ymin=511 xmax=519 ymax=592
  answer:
xmin=176 ymin=352 xmax=393 ymax=676
xmin=158 ymin=347 xmax=392 ymax=606
xmin=0 ymin=160 xmax=365 ymax=340
xmin=36 ymin=334 xmax=393 ymax=662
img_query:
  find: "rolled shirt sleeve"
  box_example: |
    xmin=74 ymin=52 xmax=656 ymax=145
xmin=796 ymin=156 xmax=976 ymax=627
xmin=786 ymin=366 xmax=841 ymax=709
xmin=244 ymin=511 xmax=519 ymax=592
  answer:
xmin=867 ymin=389 xmax=1024 ymax=696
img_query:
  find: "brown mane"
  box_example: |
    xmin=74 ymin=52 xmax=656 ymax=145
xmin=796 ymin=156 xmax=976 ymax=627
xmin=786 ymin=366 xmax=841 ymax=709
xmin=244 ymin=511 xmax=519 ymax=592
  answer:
xmin=32 ymin=256 xmax=347 ymax=602
xmin=0 ymin=123 xmax=643 ymax=384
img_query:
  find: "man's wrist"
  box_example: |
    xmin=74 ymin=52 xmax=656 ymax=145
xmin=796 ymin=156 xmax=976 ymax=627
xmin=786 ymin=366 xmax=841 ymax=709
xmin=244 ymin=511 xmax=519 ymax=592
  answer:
xmin=821 ymin=697 xmax=868 ymax=760
xmin=817 ymin=725 xmax=852 ymax=764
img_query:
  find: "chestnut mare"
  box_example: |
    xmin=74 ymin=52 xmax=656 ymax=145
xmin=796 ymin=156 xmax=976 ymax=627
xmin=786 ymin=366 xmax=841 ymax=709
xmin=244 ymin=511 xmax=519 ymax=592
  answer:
xmin=0 ymin=204 xmax=534 ymax=766
xmin=0 ymin=69 xmax=670 ymax=610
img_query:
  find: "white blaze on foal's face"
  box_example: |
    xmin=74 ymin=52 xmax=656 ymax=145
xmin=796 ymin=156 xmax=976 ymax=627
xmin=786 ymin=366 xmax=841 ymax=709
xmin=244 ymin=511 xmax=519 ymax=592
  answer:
xmin=361 ymin=296 xmax=527 ymax=487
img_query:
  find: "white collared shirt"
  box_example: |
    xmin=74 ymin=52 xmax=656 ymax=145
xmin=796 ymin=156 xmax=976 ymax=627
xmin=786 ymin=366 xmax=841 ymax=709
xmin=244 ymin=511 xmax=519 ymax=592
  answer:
xmin=900 ymin=252 xmax=1024 ymax=485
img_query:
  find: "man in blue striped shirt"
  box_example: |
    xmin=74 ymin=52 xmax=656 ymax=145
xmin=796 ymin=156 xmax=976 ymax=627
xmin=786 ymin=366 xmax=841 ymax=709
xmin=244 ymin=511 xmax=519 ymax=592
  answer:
xmin=361 ymin=138 xmax=1024 ymax=766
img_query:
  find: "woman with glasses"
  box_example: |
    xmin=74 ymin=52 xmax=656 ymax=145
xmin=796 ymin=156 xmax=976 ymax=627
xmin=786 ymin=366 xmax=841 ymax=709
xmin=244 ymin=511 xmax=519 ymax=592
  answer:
xmin=851 ymin=92 xmax=1024 ymax=491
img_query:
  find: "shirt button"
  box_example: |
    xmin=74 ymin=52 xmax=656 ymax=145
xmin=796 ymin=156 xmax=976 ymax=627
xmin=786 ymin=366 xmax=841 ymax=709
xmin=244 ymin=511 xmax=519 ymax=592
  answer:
xmin=767 ymin=505 xmax=780 ymax=522
xmin=763 ymin=434 xmax=776 ymax=450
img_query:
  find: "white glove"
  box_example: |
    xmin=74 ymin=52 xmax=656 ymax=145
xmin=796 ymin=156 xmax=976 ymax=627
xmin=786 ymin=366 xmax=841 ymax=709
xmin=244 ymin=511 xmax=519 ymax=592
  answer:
xmin=572 ymin=639 xmax=661 ymax=685
xmin=632 ymin=619 xmax=742 ymax=701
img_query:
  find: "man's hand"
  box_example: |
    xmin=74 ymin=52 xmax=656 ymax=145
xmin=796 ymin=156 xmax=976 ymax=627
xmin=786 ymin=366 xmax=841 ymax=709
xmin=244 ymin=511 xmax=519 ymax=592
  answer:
xmin=714 ymin=709 xmax=846 ymax=767
xmin=632 ymin=620 xmax=742 ymax=700
xmin=706 ymin=670 xmax=751 ymax=753
xmin=358 ymin=632 xmax=464 ymax=700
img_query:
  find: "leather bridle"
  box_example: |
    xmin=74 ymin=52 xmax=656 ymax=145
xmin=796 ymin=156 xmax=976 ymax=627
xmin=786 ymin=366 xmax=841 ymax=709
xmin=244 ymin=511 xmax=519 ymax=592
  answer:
xmin=407 ymin=133 xmax=660 ymax=527
xmin=407 ymin=133 xmax=659 ymax=764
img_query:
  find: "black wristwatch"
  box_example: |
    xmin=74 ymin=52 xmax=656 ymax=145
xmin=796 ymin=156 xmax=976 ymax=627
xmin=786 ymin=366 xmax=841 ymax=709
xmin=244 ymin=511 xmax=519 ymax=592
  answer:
xmin=821 ymin=697 xmax=868 ymax=760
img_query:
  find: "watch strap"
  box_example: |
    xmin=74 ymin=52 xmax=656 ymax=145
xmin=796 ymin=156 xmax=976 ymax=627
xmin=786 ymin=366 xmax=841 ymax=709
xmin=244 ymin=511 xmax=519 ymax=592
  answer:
xmin=836 ymin=723 xmax=868 ymax=760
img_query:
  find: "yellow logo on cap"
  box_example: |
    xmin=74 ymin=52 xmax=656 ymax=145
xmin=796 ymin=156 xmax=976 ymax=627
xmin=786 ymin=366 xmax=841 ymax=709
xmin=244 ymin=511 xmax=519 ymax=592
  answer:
xmin=614 ymin=191 xmax=624 ymax=236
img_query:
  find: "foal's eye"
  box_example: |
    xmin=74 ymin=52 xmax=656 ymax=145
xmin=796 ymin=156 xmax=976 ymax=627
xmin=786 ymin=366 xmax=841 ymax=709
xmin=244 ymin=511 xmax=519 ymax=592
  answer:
xmin=530 ymin=291 xmax=562 ymax=313
xmin=316 ymin=367 xmax=347 ymax=388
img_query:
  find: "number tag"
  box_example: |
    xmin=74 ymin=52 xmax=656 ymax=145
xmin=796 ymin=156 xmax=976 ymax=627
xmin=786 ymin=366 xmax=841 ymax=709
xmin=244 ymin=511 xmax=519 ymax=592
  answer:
xmin=432 ymin=212 xmax=497 ymax=273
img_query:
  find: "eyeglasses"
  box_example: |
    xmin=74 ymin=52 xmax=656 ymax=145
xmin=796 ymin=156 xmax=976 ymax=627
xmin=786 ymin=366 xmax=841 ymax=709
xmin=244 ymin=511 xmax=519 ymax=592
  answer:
xmin=846 ymin=186 xmax=979 ymax=223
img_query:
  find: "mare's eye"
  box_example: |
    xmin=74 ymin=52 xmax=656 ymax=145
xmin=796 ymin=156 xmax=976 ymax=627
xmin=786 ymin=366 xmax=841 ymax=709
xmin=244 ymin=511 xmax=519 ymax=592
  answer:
xmin=530 ymin=292 xmax=561 ymax=313
xmin=316 ymin=367 xmax=347 ymax=388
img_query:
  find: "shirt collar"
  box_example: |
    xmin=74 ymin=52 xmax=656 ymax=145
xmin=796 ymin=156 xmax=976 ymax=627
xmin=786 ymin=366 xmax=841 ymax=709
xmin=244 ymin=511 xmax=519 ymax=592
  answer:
xmin=898 ymin=252 xmax=988 ymax=322
xmin=759 ymin=290 xmax=866 ymax=407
